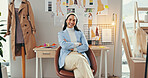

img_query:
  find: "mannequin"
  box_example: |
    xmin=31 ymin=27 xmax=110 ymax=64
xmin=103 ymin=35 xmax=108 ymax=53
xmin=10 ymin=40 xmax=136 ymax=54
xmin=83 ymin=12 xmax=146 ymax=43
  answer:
xmin=5 ymin=0 xmax=37 ymax=78
xmin=14 ymin=0 xmax=21 ymax=8
xmin=15 ymin=0 xmax=26 ymax=78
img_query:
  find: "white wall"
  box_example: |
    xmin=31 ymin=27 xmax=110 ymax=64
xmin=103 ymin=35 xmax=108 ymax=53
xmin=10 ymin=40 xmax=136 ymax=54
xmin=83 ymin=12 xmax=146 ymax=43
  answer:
xmin=9 ymin=0 xmax=122 ymax=77
xmin=0 ymin=0 xmax=8 ymax=20
xmin=0 ymin=0 xmax=11 ymax=66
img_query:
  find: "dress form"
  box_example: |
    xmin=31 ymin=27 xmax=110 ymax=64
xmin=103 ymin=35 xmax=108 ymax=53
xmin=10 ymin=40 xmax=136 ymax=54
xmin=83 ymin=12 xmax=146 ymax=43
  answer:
xmin=14 ymin=0 xmax=26 ymax=78
xmin=14 ymin=0 xmax=22 ymax=8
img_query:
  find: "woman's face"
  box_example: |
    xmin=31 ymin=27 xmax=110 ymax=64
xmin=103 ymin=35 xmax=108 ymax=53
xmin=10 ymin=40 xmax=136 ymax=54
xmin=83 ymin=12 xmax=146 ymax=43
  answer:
xmin=66 ymin=15 xmax=76 ymax=28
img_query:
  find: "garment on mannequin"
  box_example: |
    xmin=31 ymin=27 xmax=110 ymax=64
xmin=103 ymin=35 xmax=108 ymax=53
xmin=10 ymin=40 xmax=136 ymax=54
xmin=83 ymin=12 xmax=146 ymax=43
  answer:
xmin=14 ymin=0 xmax=25 ymax=55
xmin=5 ymin=0 xmax=36 ymax=60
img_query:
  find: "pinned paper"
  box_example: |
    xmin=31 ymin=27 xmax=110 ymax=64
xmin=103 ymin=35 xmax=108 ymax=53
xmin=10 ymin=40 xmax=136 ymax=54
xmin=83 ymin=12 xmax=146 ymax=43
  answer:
xmin=102 ymin=29 xmax=112 ymax=42
xmin=63 ymin=2 xmax=66 ymax=5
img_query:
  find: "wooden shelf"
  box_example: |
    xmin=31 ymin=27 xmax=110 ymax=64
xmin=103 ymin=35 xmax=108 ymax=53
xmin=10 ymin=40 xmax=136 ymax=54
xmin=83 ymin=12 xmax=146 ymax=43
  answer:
xmin=135 ymin=20 xmax=148 ymax=23
xmin=138 ymin=7 xmax=148 ymax=11
xmin=140 ymin=27 xmax=148 ymax=33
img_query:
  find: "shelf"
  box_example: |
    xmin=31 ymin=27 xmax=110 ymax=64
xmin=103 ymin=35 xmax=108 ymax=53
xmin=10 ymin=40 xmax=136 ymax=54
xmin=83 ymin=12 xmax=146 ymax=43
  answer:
xmin=140 ymin=27 xmax=148 ymax=33
xmin=138 ymin=7 xmax=148 ymax=11
xmin=135 ymin=20 xmax=148 ymax=23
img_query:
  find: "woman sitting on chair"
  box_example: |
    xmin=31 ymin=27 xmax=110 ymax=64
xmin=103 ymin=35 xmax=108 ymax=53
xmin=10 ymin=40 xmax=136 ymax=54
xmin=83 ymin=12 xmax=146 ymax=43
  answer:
xmin=58 ymin=13 xmax=94 ymax=78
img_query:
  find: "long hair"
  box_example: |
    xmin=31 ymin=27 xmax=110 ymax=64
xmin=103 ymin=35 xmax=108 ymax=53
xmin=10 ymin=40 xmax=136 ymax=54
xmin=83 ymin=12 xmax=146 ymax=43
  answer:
xmin=63 ymin=14 xmax=80 ymax=31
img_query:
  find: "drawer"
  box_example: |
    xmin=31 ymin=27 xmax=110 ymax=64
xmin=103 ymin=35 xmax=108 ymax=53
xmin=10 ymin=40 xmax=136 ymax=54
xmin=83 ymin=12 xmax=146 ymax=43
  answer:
xmin=37 ymin=51 xmax=55 ymax=58
xmin=92 ymin=50 xmax=101 ymax=56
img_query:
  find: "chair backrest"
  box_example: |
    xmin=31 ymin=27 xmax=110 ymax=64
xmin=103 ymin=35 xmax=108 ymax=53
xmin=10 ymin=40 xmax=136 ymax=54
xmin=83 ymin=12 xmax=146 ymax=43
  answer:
xmin=122 ymin=38 xmax=131 ymax=70
xmin=122 ymin=21 xmax=133 ymax=57
xmin=122 ymin=21 xmax=134 ymax=70
xmin=54 ymin=46 xmax=97 ymax=77
xmin=86 ymin=48 xmax=97 ymax=76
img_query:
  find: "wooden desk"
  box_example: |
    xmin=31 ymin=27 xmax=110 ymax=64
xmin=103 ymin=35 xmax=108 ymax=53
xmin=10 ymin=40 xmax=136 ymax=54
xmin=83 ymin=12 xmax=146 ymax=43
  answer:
xmin=33 ymin=46 xmax=110 ymax=78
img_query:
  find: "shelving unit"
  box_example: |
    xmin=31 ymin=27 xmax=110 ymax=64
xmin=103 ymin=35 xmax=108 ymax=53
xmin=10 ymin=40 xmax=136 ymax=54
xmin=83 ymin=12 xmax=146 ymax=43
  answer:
xmin=134 ymin=2 xmax=148 ymax=78
xmin=134 ymin=2 xmax=148 ymax=33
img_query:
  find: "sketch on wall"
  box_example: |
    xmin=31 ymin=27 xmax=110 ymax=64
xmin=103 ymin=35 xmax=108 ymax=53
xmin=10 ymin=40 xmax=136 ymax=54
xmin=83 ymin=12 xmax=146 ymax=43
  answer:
xmin=45 ymin=0 xmax=53 ymax=12
xmin=69 ymin=0 xmax=74 ymax=6
xmin=90 ymin=26 xmax=100 ymax=40
xmin=96 ymin=0 xmax=108 ymax=15
xmin=89 ymin=0 xmax=93 ymax=5
xmin=67 ymin=8 xmax=75 ymax=14
xmin=84 ymin=8 xmax=95 ymax=12
xmin=56 ymin=0 xmax=64 ymax=16
xmin=51 ymin=0 xmax=108 ymax=26
xmin=88 ymin=13 xmax=93 ymax=28
xmin=83 ymin=8 xmax=96 ymax=26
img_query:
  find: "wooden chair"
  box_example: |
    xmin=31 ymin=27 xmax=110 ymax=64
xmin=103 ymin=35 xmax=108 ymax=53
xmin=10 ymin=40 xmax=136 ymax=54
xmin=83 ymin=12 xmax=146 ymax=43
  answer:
xmin=54 ymin=47 xmax=97 ymax=78
xmin=122 ymin=21 xmax=147 ymax=78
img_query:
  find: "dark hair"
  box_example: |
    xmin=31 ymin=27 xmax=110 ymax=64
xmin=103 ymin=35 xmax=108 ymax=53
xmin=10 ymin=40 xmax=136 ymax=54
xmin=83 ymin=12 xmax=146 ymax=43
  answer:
xmin=63 ymin=14 xmax=80 ymax=31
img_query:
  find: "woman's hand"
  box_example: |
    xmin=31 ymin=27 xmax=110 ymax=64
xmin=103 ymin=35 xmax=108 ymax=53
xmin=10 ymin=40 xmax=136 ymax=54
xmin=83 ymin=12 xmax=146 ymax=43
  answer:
xmin=64 ymin=39 xmax=74 ymax=51
xmin=64 ymin=39 xmax=67 ymax=42
xmin=79 ymin=43 xmax=82 ymax=46
xmin=69 ymin=48 xmax=74 ymax=51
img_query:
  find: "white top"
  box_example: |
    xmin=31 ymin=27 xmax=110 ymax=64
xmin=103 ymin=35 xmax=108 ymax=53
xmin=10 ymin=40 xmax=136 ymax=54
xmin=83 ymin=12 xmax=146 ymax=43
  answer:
xmin=66 ymin=27 xmax=79 ymax=51
xmin=14 ymin=0 xmax=22 ymax=8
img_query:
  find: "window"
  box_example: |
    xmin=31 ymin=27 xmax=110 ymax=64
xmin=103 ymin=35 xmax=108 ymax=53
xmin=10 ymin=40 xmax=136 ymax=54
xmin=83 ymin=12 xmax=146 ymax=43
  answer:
xmin=122 ymin=0 xmax=148 ymax=77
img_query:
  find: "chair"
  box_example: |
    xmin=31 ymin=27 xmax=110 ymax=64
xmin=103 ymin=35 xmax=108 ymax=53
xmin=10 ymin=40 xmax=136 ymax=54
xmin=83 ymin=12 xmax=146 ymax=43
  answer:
xmin=54 ymin=46 xmax=97 ymax=78
xmin=122 ymin=21 xmax=147 ymax=78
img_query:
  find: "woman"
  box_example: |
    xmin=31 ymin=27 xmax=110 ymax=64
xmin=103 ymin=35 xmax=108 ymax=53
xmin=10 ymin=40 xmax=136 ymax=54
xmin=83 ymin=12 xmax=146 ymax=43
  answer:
xmin=58 ymin=13 xmax=94 ymax=78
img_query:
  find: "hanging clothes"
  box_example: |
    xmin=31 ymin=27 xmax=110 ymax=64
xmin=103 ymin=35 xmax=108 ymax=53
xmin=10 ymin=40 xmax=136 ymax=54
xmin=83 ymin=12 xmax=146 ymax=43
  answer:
xmin=134 ymin=27 xmax=147 ymax=57
xmin=83 ymin=0 xmax=86 ymax=7
xmin=7 ymin=0 xmax=36 ymax=60
xmin=15 ymin=8 xmax=24 ymax=44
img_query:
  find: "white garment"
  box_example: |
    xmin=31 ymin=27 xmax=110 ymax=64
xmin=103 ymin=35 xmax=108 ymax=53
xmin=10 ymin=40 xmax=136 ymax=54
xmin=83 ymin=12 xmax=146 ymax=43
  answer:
xmin=66 ymin=27 xmax=79 ymax=51
xmin=64 ymin=52 xmax=94 ymax=78
xmin=134 ymin=27 xmax=147 ymax=57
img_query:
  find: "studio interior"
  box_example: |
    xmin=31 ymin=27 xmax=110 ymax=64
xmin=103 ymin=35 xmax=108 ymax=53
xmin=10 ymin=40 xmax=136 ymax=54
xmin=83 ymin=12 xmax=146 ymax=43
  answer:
xmin=0 ymin=0 xmax=148 ymax=78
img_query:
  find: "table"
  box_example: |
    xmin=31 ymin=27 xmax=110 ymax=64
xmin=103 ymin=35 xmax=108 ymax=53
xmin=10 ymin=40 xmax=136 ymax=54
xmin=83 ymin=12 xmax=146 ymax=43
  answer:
xmin=33 ymin=46 xmax=110 ymax=78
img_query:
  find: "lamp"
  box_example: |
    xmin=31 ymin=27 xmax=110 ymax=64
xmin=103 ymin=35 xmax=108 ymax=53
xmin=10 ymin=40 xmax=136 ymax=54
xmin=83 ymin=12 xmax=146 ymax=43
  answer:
xmin=108 ymin=13 xmax=119 ymax=78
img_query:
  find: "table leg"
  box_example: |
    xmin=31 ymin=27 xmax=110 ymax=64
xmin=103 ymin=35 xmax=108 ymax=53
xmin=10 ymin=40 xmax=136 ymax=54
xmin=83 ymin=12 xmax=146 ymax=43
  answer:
xmin=99 ymin=50 xmax=103 ymax=78
xmin=40 ymin=58 xmax=43 ymax=78
xmin=105 ymin=51 xmax=107 ymax=78
xmin=36 ymin=53 xmax=38 ymax=78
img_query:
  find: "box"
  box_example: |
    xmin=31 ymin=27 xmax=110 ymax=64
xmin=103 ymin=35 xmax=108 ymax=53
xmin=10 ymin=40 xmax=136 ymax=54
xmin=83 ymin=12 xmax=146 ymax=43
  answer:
xmin=130 ymin=58 xmax=148 ymax=78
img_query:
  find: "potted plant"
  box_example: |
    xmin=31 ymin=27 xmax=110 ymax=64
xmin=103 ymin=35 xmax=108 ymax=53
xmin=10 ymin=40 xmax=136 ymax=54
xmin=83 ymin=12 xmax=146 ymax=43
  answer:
xmin=144 ymin=11 xmax=148 ymax=22
xmin=0 ymin=12 xmax=7 ymax=78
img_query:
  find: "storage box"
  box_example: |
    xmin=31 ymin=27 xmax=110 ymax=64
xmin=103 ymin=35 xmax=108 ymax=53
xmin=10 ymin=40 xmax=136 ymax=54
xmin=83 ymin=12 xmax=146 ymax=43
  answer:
xmin=130 ymin=58 xmax=148 ymax=78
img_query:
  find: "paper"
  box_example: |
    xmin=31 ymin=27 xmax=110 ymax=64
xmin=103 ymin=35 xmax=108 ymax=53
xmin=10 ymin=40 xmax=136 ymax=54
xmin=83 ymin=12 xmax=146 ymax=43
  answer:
xmin=45 ymin=0 xmax=53 ymax=12
xmin=102 ymin=29 xmax=112 ymax=42
xmin=90 ymin=26 xmax=100 ymax=40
